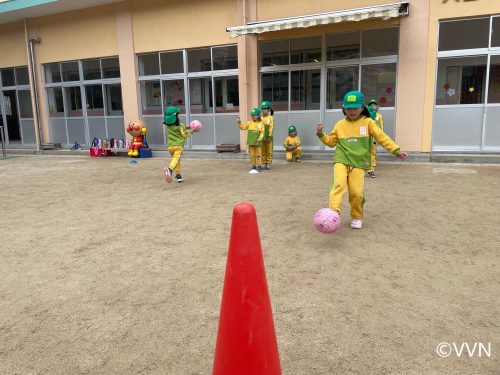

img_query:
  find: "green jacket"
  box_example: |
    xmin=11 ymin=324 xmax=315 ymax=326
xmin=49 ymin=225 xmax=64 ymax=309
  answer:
xmin=166 ymin=123 xmax=192 ymax=147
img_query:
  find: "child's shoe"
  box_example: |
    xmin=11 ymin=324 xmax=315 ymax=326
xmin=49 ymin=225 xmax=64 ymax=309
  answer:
xmin=175 ymin=174 xmax=184 ymax=183
xmin=163 ymin=167 xmax=173 ymax=183
xmin=368 ymin=171 xmax=376 ymax=178
xmin=265 ymin=164 xmax=272 ymax=170
xmin=249 ymin=166 xmax=259 ymax=174
xmin=257 ymin=165 xmax=265 ymax=172
xmin=351 ymin=219 xmax=363 ymax=229
xmin=295 ymin=157 xmax=301 ymax=162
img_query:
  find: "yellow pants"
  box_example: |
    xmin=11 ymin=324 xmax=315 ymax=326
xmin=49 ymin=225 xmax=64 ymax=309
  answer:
xmin=286 ymin=147 xmax=301 ymax=161
xmin=168 ymin=146 xmax=183 ymax=173
xmin=248 ymin=145 xmax=262 ymax=166
xmin=367 ymin=143 xmax=377 ymax=173
xmin=329 ymin=163 xmax=365 ymax=220
xmin=262 ymin=140 xmax=273 ymax=164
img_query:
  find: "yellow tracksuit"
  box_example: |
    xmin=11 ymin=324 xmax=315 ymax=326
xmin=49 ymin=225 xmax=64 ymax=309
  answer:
xmin=367 ymin=112 xmax=384 ymax=173
xmin=318 ymin=115 xmax=400 ymax=219
xmin=261 ymin=114 xmax=274 ymax=165
xmin=166 ymin=123 xmax=192 ymax=173
xmin=238 ymin=119 xmax=264 ymax=167
xmin=284 ymin=135 xmax=301 ymax=161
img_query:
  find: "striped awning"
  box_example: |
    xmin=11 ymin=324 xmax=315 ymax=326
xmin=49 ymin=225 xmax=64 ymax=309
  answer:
xmin=226 ymin=2 xmax=409 ymax=38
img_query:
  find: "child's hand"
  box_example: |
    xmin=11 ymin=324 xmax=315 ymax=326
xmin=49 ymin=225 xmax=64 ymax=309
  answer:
xmin=397 ymin=151 xmax=408 ymax=160
xmin=316 ymin=123 xmax=324 ymax=133
xmin=237 ymin=117 xmax=240 ymax=123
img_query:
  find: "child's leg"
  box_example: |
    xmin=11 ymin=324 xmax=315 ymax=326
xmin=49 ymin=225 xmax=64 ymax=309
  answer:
xmin=286 ymin=150 xmax=293 ymax=161
xmin=266 ymin=140 xmax=273 ymax=164
xmin=168 ymin=146 xmax=183 ymax=173
xmin=249 ymin=145 xmax=256 ymax=166
xmin=294 ymin=147 xmax=301 ymax=159
xmin=255 ymin=146 xmax=262 ymax=166
xmin=347 ymin=168 xmax=365 ymax=219
xmin=261 ymin=141 xmax=268 ymax=164
xmin=329 ymin=163 xmax=348 ymax=213
xmin=367 ymin=143 xmax=377 ymax=173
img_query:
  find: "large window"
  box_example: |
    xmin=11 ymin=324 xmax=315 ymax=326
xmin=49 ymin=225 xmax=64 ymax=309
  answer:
xmin=44 ymin=57 xmax=123 ymax=146
xmin=327 ymin=66 xmax=359 ymax=109
xmin=361 ymin=64 xmax=397 ymax=107
xmin=261 ymin=72 xmax=288 ymax=111
xmin=434 ymin=16 xmax=500 ymax=152
xmin=138 ymin=45 xmax=239 ymax=148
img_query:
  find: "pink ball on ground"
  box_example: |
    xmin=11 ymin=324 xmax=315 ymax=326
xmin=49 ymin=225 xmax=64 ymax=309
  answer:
xmin=190 ymin=120 xmax=203 ymax=132
xmin=313 ymin=208 xmax=341 ymax=234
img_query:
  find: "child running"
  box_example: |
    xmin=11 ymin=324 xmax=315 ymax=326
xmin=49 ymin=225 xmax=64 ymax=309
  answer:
xmin=237 ymin=108 xmax=264 ymax=174
xmin=316 ymin=91 xmax=408 ymax=229
xmin=163 ymin=106 xmax=193 ymax=184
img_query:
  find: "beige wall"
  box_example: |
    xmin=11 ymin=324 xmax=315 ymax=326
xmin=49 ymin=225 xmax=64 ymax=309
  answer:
xmin=30 ymin=5 xmax=118 ymax=64
xmin=132 ymin=0 xmax=238 ymax=53
xmin=258 ymin=0 xmax=394 ymax=20
xmin=421 ymin=0 xmax=500 ymax=151
xmin=394 ymin=0 xmax=429 ymax=152
xmin=0 ymin=21 xmax=27 ymax=68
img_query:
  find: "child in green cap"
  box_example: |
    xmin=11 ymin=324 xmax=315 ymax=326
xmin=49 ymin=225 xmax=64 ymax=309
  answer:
xmin=284 ymin=125 xmax=301 ymax=162
xmin=237 ymin=108 xmax=265 ymax=174
xmin=261 ymin=101 xmax=274 ymax=170
xmin=163 ymin=106 xmax=193 ymax=184
xmin=316 ymin=91 xmax=408 ymax=229
xmin=366 ymin=99 xmax=384 ymax=178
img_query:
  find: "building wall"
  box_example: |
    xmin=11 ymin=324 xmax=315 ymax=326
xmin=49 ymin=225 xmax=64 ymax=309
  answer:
xmin=257 ymin=0 xmax=392 ymax=20
xmin=422 ymin=0 xmax=500 ymax=151
xmin=131 ymin=0 xmax=238 ymax=53
xmin=29 ymin=4 xmax=118 ymax=64
xmin=0 ymin=21 xmax=27 ymax=68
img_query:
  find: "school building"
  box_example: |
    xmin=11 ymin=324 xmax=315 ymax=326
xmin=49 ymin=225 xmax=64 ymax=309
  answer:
xmin=0 ymin=0 xmax=499 ymax=154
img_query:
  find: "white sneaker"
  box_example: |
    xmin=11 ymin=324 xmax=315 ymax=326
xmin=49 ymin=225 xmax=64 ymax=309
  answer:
xmin=163 ymin=167 xmax=172 ymax=183
xmin=248 ymin=168 xmax=259 ymax=174
xmin=351 ymin=219 xmax=363 ymax=229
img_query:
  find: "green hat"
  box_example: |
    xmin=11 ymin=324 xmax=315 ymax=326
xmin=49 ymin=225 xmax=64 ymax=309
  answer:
xmin=368 ymin=105 xmax=377 ymax=120
xmin=250 ymin=108 xmax=261 ymax=116
xmin=261 ymin=101 xmax=271 ymax=109
xmin=343 ymin=91 xmax=365 ymax=109
xmin=288 ymin=125 xmax=297 ymax=133
xmin=164 ymin=106 xmax=180 ymax=125
xmin=368 ymin=99 xmax=378 ymax=106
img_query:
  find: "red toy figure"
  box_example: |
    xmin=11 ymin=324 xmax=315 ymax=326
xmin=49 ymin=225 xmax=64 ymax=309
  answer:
xmin=127 ymin=120 xmax=147 ymax=157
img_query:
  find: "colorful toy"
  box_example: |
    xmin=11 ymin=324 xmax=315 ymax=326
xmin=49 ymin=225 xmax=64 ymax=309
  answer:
xmin=126 ymin=120 xmax=147 ymax=157
xmin=313 ymin=208 xmax=341 ymax=234
xmin=189 ymin=120 xmax=203 ymax=133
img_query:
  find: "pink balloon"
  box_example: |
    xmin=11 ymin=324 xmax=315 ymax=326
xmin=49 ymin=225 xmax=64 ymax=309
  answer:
xmin=190 ymin=120 xmax=203 ymax=132
xmin=313 ymin=208 xmax=341 ymax=234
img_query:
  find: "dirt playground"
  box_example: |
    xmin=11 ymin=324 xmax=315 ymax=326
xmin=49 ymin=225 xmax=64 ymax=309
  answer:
xmin=0 ymin=155 xmax=498 ymax=375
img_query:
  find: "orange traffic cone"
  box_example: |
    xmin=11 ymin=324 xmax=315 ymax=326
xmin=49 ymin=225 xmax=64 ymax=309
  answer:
xmin=212 ymin=203 xmax=282 ymax=375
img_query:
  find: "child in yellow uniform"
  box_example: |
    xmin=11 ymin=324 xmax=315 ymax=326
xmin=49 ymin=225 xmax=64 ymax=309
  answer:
xmin=237 ymin=108 xmax=265 ymax=174
xmin=283 ymin=125 xmax=301 ymax=162
xmin=260 ymin=101 xmax=274 ymax=170
xmin=163 ymin=106 xmax=193 ymax=184
xmin=316 ymin=91 xmax=407 ymax=229
xmin=366 ymin=99 xmax=384 ymax=178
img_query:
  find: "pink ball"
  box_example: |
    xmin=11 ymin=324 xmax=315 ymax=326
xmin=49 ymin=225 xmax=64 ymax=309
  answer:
xmin=313 ymin=208 xmax=341 ymax=234
xmin=190 ymin=120 xmax=203 ymax=132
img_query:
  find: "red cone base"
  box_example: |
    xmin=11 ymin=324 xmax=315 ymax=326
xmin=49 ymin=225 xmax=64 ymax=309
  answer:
xmin=212 ymin=203 xmax=282 ymax=375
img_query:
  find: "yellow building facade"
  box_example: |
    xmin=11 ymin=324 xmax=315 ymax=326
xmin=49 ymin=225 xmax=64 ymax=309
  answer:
xmin=0 ymin=0 xmax=498 ymax=154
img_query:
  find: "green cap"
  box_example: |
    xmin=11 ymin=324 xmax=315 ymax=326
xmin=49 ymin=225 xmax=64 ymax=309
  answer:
xmin=261 ymin=101 xmax=271 ymax=109
xmin=368 ymin=106 xmax=377 ymax=120
xmin=368 ymin=99 xmax=378 ymax=106
xmin=164 ymin=106 xmax=180 ymax=125
xmin=343 ymin=91 xmax=365 ymax=109
xmin=288 ymin=125 xmax=297 ymax=133
xmin=250 ymin=108 xmax=261 ymax=116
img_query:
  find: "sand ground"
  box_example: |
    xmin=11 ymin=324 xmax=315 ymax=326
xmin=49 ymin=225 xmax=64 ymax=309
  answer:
xmin=0 ymin=155 xmax=498 ymax=375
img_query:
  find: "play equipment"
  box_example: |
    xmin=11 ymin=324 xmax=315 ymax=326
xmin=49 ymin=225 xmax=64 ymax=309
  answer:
xmin=212 ymin=203 xmax=282 ymax=375
xmin=189 ymin=120 xmax=203 ymax=132
xmin=313 ymin=208 xmax=341 ymax=233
